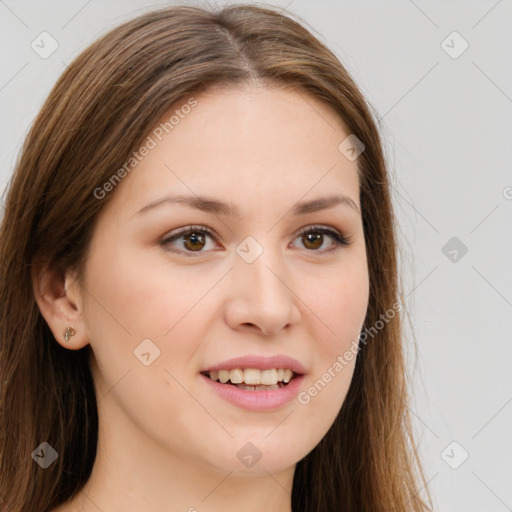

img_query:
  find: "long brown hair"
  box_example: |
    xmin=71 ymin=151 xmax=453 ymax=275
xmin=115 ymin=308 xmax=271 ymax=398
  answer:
xmin=0 ymin=4 xmax=432 ymax=511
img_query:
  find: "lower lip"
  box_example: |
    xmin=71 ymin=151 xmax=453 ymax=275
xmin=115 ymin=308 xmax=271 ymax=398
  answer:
xmin=200 ymin=373 xmax=305 ymax=411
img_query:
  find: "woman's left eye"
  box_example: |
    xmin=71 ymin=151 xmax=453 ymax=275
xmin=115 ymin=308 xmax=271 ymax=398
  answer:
xmin=160 ymin=224 xmax=350 ymax=256
xmin=291 ymin=225 xmax=351 ymax=253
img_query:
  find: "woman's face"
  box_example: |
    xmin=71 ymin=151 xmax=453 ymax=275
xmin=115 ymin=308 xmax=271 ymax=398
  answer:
xmin=77 ymin=84 xmax=369 ymax=477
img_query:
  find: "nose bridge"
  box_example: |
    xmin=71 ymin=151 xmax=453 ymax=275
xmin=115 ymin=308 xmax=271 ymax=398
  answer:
xmin=237 ymin=236 xmax=286 ymax=301
xmin=228 ymin=235 xmax=300 ymax=334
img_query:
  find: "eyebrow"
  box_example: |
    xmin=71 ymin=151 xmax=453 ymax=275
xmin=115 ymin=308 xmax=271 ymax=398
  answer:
xmin=136 ymin=193 xmax=360 ymax=217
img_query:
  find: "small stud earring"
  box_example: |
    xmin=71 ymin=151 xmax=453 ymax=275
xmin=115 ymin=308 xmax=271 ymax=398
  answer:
xmin=64 ymin=326 xmax=76 ymax=342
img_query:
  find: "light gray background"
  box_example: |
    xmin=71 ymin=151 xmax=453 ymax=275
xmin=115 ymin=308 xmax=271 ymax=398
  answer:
xmin=1 ymin=1 xmax=511 ymax=510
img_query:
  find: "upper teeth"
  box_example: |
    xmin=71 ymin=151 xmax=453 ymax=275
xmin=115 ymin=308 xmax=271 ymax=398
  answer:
xmin=208 ymin=368 xmax=294 ymax=386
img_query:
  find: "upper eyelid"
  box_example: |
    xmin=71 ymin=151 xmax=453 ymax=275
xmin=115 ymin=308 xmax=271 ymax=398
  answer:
xmin=162 ymin=223 xmax=342 ymax=238
xmin=162 ymin=225 xmax=219 ymax=242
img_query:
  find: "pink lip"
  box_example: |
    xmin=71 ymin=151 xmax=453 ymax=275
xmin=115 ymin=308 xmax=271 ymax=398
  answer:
xmin=200 ymin=373 xmax=305 ymax=411
xmin=201 ymin=354 xmax=306 ymax=375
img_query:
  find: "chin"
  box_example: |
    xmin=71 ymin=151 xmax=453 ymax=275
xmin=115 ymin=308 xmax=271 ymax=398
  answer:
xmin=202 ymin=438 xmax=307 ymax=477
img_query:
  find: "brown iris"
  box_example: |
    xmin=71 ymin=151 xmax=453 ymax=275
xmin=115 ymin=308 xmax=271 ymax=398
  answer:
xmin=302 ymin=232 xmax=323 ymax=250
xmin=182 ymin=232 xmax=206 ymax=251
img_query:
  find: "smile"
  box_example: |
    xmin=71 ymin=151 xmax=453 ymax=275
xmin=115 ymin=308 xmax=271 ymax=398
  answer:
xmin=202 ymin=368 xmax=295 ymax=390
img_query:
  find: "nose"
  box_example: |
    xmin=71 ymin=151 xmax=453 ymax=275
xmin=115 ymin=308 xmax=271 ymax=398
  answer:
xmin=224 ymin=246 xmax=301 ymax=336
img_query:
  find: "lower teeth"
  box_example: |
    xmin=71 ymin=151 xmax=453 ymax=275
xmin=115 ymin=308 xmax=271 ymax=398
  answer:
xmin=232 ymin=382 xmax=283 ymax=391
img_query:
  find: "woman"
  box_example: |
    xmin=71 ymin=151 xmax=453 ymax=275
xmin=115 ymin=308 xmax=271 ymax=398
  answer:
xmin=0 ymin=4 xmax=432 ymax=511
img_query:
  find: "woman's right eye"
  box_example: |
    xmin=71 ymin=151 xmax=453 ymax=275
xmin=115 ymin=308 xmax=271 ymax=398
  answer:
xmin=160 ymin=225 xmax=220 ymax=255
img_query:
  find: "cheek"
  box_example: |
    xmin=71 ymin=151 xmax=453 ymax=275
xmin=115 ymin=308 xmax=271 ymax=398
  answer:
xmin=309 ymin=259 xmax=369 ymax=351
xmin=84 ymin=242 xmax=206 ymax=339
xmin=80 ymin=247 xmax=205 ymax=444
xmin=81 ymin=243 xmax=218 ymax=402
xmin=298 ymin=259 xmax=368 ymax=420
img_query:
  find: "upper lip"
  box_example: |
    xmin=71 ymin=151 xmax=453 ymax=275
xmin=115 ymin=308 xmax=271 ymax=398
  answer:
xmin=201 ymin=354 xmax=307 ymax=375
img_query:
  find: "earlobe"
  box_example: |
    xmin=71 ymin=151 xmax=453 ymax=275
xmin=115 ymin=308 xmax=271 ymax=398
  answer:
xmin=63 ymin=325 xmax=77 ymax=342
xmin=31 ymin=263 xmax=89 ymax=350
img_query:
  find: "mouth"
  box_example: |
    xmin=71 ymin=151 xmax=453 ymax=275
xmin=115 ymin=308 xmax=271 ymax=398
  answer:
xmin=200 ymin=368 xmax=298 ymax=391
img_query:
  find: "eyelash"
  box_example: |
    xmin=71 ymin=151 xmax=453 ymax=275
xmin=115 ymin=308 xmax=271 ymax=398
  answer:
xmin=160 ymin=224 xmax=351 ymax=256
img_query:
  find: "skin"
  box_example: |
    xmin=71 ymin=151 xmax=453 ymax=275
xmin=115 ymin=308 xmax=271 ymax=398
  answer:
xmin=35 ymin=83 xmax=369 ymax=512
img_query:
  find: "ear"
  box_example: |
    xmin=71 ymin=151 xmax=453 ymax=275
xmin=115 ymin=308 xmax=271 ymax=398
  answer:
xmin=32 ymin=262 xmax=89 ymax=350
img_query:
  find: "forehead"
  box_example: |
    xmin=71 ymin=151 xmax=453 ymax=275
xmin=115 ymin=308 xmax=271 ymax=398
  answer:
xmin=101 ymin=85 xmax=361 ymax=219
